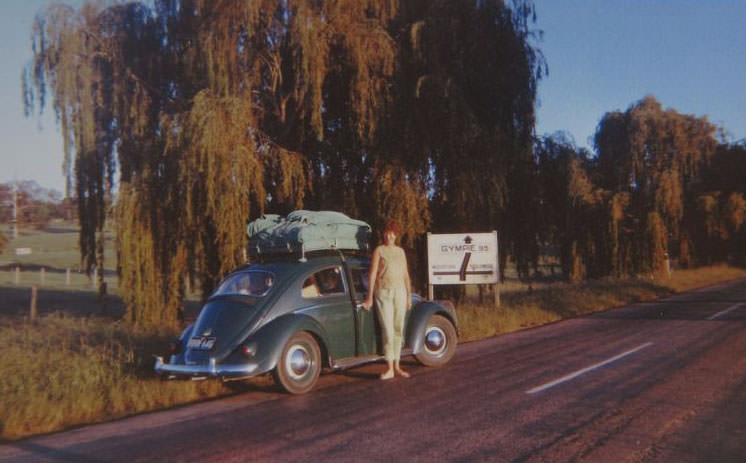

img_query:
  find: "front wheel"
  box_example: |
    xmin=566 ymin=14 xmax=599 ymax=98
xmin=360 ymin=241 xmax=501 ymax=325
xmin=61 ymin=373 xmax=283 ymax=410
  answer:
xmin=414 ymin=314 xmax=457 ymax=367
xmin=273 ymin=331 xmax=321 ymax=394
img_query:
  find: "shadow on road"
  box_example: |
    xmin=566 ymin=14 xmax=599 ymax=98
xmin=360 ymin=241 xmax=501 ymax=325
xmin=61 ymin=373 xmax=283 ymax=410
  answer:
xmin=3 ymin=441 xmax=105 ymax=463
xmin=223 ymin=375 xmax=279 ymax=394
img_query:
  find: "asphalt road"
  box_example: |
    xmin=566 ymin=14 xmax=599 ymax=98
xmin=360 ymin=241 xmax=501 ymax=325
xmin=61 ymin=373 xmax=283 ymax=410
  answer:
xmin=2 ymin=279 xmax=746 ymax=463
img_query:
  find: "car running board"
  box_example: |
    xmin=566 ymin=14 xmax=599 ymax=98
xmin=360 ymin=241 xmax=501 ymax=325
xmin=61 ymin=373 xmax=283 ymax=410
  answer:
xmin=331 ymin=348 xmax=414 ymax=371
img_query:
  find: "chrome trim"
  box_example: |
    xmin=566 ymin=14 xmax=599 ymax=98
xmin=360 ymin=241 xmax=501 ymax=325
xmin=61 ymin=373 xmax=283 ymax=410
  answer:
xmin=155 ymin=356 xmax=259 ymax=378
xmin=287 ymin=345 xmax=312 ymax=379
xmin=424 ymin=327 xmax=447 ymax=356
xmin=331 ymin=348 xmax=414 ymax=370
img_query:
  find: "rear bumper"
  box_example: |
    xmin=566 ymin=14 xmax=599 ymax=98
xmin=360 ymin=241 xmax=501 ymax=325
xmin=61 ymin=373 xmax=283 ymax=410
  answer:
xmin=154 ymin=356 xmax=259 ymax=379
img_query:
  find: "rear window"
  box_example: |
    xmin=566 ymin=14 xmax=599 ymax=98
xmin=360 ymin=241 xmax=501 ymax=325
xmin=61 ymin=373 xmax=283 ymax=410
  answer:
xmin=214 ymin=271 xmax=275 ymax=297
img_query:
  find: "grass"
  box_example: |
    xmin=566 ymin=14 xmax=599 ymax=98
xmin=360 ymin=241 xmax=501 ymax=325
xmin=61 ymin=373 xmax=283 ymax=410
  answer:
xmin=0 ymin=313 xmax=245 ymax=442
xmin=457 ymin=265 xmax=746 ymax=342
xmin=0 ymin=222 xmax=116 ymax=272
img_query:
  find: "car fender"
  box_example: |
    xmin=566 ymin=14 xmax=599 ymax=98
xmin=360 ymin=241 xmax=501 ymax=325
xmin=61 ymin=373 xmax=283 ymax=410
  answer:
xmin=405 ymin=301 xmax=458 ymax=355
xmin=167 ymin=323 xmax=195 ymax=364
xmin=248 ymin=313 xmax=331 ymax=373
xmin=179 ymin=323 xmax=195 ymax=342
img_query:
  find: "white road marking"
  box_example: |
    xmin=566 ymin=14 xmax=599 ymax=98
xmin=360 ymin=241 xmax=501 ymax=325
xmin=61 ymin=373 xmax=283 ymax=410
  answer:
xmin=707 ymin=303 xmax=744 ymax=321
xmin=526 ymin=342 xmax=654 ymax=394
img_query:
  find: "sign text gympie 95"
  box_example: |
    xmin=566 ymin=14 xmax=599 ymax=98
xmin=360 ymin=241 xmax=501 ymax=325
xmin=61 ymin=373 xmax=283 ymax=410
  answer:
xmin=427 ymin=232 xmax=498 ymax=285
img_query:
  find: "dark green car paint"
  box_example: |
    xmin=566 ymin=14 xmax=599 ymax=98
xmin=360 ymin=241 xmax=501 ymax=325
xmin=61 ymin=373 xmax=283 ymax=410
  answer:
xmin=404 ymin=301 xmax=459 ymax=355
xmin=244 ymin=312 xmax=331 ymax=372
xmin=162 ymin=254 xmax=457 ymax=379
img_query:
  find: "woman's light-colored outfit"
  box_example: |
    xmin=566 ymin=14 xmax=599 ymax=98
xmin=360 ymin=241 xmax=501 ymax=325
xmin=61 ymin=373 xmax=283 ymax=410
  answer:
xmin=374 ymin=245 xmax=408 ymax=362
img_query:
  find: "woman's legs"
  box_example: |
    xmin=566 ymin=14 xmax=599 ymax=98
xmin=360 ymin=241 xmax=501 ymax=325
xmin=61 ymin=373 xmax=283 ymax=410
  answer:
xmin=391 ymin=287 xmax=409 ymax=378
xmin=375 ymin=289 xmax=396 ymax=379
xmin=376 ymin=287 xmax=409 ymax=379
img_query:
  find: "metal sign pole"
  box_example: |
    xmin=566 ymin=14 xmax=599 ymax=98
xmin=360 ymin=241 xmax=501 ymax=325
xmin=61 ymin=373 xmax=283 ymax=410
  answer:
xmin=494 ymin=230 xmax=500 ymax=307
xmin=427 ymin=232 xmax=434 ymax=300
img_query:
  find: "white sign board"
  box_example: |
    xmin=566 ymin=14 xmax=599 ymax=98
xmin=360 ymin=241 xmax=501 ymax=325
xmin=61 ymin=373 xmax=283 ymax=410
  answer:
xmin=15 ymin=248 xmax=32 ymax=256
xmin=427 ymin=232 xmax=498 ymax=285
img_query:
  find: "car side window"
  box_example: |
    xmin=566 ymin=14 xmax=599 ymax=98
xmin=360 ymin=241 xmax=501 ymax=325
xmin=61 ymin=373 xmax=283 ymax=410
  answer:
xmin=351 ymin=268 xmax=369 ymax=299
xmin=302 ymin=267 xmax=346 ymax=299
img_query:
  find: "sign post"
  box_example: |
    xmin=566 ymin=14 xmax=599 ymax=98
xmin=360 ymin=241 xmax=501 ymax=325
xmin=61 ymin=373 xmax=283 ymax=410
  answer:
xmin=427 ymin=231 xmax=500 ymax=306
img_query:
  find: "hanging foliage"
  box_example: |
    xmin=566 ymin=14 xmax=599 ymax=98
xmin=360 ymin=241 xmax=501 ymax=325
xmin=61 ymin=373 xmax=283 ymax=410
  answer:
xmin=593 ymin=96 xmax=718 ymax=276
xmin=26 ymin=0 xmax=545 ymax=322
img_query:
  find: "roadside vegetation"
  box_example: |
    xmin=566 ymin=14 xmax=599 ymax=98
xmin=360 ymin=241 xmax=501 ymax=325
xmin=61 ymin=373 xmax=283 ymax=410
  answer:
xmin=457 ymin=265 xmax=746 ymax=342
xmin=0 ymin=315 xmax=230 ymax=441
xmin=2 ymin=264 xmax=744 ymax=442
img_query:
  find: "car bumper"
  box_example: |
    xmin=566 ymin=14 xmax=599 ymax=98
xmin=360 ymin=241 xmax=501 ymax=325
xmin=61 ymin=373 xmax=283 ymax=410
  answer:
xmin=154 ymin=356 xmax=259 ymax=379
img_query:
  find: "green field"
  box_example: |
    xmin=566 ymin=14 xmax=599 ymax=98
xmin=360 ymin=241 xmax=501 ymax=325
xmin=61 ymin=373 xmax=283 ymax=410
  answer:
xmin=0 ymin=222 xmax=117 ymax=288
xmin=1 ymin=223 xmax=745 ymax=442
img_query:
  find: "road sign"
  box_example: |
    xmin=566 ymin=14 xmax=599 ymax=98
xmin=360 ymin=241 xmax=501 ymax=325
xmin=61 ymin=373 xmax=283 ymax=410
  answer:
xmin=427 ymin=232 xmax=498 ymax=285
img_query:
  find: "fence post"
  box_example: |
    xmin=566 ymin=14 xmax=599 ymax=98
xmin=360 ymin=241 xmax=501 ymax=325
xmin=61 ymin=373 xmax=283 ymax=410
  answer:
xmin=494 ymin=230 xmax=501 ymax=307
xmin=66 ymin=268 xmax=71 ymax=286
xmin=30 ymin=285 xmax=38 ymax=321
xmin=40 ymin=267 xmax=45 ymax=285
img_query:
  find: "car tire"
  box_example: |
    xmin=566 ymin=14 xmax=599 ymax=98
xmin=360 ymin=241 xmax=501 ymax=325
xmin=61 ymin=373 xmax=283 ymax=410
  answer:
xmin=273 ymin=331 xmax=321 ymax=394
xmin=414 ymin=314 xmax=457 ymax=367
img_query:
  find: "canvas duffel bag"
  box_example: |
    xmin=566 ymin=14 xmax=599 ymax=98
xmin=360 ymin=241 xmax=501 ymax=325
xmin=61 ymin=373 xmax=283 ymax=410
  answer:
xmin=247 ymin=210 xmax=372 ymax=255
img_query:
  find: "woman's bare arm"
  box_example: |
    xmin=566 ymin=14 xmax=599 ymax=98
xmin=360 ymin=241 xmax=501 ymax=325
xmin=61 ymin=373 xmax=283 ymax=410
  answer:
xmin=363 ymin=246 xmax=380 ymax=310
xmin=402 ymin=248 xmax=412 ymax=309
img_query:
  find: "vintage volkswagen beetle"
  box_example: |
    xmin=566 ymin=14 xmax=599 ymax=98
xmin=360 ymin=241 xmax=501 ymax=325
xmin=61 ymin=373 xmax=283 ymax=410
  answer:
xmin=155 ymin=252 xmax=458 ymax=394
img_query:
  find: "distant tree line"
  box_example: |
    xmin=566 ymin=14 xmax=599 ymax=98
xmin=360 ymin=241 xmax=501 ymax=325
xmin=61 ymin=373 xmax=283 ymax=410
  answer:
xmin=0 ymin=180 xmax=73 ymax=230
xmin=24 ymin=1 xmax=744 ymax=325
xmin=536 ymin=96 xmax=746 ymax=282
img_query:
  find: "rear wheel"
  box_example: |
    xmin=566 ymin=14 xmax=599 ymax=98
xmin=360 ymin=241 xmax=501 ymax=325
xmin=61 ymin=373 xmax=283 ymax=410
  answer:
xmin=414 ymin=315 xmax=457 ymax=367
xmin=273 ymin=331 xmax=321 ymax=394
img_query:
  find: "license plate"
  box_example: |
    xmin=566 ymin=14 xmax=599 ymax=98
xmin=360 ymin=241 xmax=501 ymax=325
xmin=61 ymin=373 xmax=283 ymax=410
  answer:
xmin=187 ymin=336 xmax=216 ymax=351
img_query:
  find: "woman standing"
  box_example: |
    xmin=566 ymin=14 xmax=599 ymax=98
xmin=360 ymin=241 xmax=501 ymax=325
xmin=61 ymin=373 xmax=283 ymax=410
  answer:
xmin=362 ymin=221 xmax=412 ymax=380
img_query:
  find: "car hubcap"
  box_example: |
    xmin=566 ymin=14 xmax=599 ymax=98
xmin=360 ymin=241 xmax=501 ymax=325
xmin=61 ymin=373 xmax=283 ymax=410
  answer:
xmin=425 ymin=327 xmax=446 ymax=356
xmin=287 ymin=345 xmax=312 ymax=379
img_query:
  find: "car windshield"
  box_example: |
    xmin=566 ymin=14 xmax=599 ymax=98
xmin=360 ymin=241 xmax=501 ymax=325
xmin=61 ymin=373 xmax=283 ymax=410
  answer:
xmin=214 ymin=271 xmax=275 ymax=297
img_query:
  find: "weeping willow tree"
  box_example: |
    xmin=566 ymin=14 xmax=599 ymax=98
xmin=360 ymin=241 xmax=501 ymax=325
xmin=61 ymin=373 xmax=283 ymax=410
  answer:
xmin=535 ymin=133 xmax=597 ymax=282
xmin=592 ymin=96 xmax=718 ymax=276
xmin=25 ymin=0 xmax=544 ymax=322
xmin=536 ymin=96 xmax=732 ymax=281
xmin=387 ymin=0 xmax=545 ymax=282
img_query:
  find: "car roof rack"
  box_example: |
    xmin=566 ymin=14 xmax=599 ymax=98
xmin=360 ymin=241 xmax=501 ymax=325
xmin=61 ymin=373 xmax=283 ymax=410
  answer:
xmin=249 ymin=247 xmax=369 ymax=265
xmin=247 ymin=210 xmax=372 ymax=262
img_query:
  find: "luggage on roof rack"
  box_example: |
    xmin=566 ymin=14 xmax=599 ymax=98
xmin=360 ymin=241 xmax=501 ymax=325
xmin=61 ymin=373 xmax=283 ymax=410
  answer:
xmin=247 ymin=210 xmax=372 ymax=258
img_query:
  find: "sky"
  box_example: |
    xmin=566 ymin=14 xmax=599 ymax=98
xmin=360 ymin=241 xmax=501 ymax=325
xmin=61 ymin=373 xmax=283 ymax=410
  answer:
xmin=533 ymin=0 xmax=746 ymax=147
xmin=0 ymin=0 xmax=744 ymax=195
